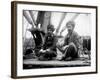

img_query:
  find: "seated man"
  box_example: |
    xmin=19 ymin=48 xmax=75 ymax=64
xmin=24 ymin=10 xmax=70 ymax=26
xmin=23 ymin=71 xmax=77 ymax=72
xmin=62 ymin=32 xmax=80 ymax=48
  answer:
xmin=38 ymin=24 xmax=57 ymax=60
xmin=57 ymin=21 xmax=80 ymax=61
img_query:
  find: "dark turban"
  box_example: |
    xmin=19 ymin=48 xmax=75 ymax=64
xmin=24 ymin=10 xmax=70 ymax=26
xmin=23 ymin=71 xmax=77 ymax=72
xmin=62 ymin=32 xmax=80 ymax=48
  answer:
xmin=47 ymin=24 xmax=55 ymax=32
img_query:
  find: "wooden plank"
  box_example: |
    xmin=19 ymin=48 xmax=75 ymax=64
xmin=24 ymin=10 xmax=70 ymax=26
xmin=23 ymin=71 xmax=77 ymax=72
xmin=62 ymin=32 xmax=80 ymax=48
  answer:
xmin=23 ymin=59 xmax=90 ymax=66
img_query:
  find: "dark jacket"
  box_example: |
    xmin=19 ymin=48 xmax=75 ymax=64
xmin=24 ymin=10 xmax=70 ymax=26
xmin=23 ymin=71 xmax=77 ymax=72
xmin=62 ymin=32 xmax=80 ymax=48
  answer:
xmin=43 ymin=33 xmax=57 ymax=51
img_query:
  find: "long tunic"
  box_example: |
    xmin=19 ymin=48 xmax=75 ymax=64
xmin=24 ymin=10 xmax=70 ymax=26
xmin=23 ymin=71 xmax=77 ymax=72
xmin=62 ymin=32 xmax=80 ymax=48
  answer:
xmin=64 ymin=31 xmax=80 ymax=51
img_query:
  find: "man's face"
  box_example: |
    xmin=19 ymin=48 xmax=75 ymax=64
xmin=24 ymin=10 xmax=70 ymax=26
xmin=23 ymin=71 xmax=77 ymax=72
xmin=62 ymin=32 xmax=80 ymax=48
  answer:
xmin=47 ymin=29 xmax=53 ymax=34
xmin=67 ymin=24 xmax=74 ymax=33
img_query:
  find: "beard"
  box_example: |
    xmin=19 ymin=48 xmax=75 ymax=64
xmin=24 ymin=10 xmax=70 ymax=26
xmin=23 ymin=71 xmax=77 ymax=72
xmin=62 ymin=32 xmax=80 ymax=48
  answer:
xmin=68 ymin=29 xmax=72 ymax=33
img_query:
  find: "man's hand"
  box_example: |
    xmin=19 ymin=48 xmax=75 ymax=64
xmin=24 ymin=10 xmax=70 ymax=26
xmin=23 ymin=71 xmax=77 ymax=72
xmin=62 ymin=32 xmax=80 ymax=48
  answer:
xmin=46 ymin=49 xmax=50 ymax=51
xmin=40 ymin=49 xmax=43 ymax=52
xmin=40 ymin=49 xmax=46 ymax=52
xmin=63 ymin=45 xmax=69 ymax=50
xmin=56 ymin=43 xmax=63 ymax=48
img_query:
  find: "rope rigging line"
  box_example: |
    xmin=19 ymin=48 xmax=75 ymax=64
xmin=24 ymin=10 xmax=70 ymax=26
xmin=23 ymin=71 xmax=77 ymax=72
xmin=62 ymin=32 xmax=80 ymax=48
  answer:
xmin=29 ymin=11 xmax=37 ymax=28
xmin=55 ymin=13 xmax=67 ymax=35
